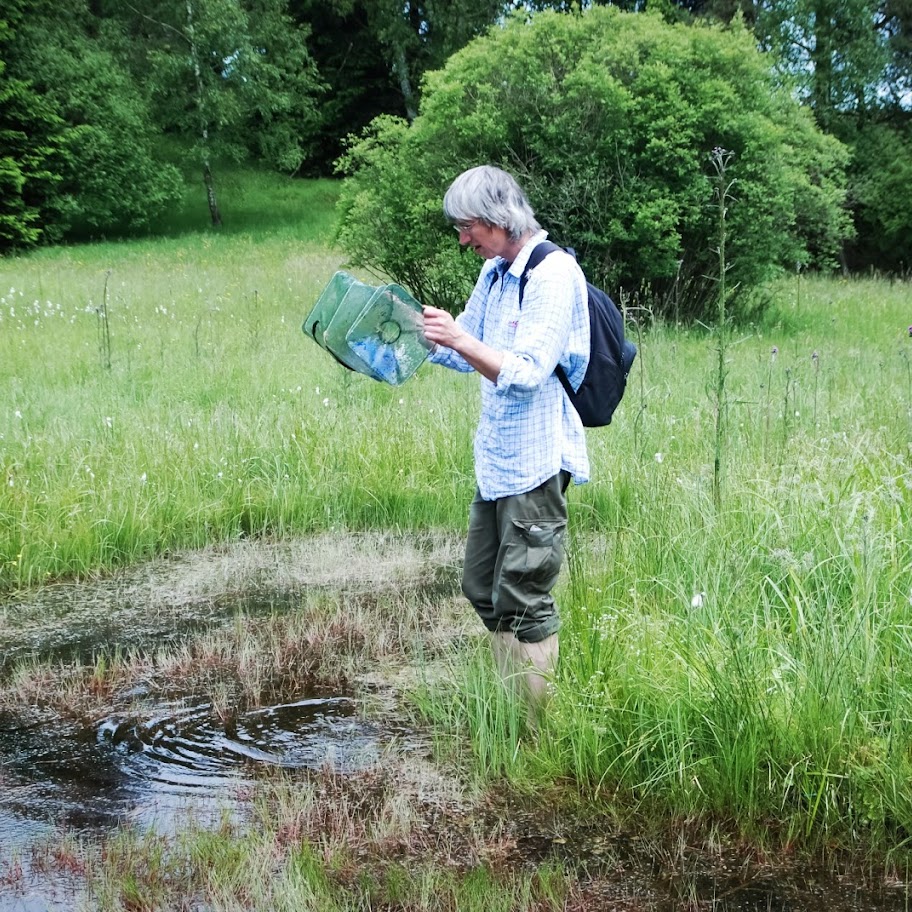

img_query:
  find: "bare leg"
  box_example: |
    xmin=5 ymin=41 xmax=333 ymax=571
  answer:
xmin=489 ymin=630 xmax=517 ymax=690
xmin=512 ymin=633 xmax=559 ymax=712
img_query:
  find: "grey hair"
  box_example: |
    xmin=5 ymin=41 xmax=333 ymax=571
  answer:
xmin=443 ymin=165 xmax=541 ymax=241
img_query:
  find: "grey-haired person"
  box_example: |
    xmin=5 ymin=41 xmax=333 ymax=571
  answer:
xmin=422 ymin=165 xmax=590 ymax=715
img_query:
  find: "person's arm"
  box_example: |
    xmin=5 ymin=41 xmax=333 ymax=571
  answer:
xmin=422 ymin=306 xmax=503 ymax=383
xmin=493 ymin=265 xmax=581 ymax=397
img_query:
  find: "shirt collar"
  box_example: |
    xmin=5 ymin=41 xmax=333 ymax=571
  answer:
xmin=497 ymin=230 xmax=549 ymax=280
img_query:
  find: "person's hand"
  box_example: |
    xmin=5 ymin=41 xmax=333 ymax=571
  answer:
xmin=422 ymin=305 xmax=504 ymax=382
xmin=422 ymin=306 xmax=464 ymax=350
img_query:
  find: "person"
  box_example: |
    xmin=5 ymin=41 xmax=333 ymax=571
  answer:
xmin=422 ymin=165 xmax=590 ymax=716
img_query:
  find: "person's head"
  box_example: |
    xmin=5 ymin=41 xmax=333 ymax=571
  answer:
xmin=443 ymin=166 xmax=540 ymax=242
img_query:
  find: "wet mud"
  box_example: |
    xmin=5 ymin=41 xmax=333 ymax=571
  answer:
xmin=0 ymin=531 xmax=462 ymax=670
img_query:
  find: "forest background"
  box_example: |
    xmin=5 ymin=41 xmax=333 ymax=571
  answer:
xmin=1 ymin=0 xmax=910 ymax=285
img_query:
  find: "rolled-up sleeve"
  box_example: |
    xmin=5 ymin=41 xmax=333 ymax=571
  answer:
xmin=427 ymin=339 xmax=473 ymax=372
xmin=495 ymin=271 xmax=575 ymax=398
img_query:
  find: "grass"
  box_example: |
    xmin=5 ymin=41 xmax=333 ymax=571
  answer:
xmin=73 ymin=769 xmax=576 ymax=912
xmin=2 ymin=162 xmax=912 ymax=882
xmin=416 ymin=271 xmax=912 ymax=860
xmin=0 ymin=168 xmax=476 ymax=587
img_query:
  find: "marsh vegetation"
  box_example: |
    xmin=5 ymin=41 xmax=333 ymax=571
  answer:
xmin=1 ymin=170 xmax=911 ymax=909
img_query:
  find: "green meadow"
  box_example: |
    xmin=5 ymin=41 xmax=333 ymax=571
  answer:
xmin=3 ymin=165 xmax=912 ymax=882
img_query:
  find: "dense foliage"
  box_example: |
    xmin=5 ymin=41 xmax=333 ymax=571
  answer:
xmin=337 ymin=8 xmax=851 ymax=320
xmin=0 ymin=58 xmax=60 ymax=250
xmin=0 ymin=0 xmax=908 ymax=276
xmin=700 ymin=0 xmax=912 ymax=273
xmin=11 ymin=7 xmax=183 ymax=237
xmin=844 ymin=119 xmax=912 ymax=272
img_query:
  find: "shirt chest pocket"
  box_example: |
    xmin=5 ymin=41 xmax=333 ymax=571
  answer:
xmin=486 ymin=302 xmax=521 ymax=350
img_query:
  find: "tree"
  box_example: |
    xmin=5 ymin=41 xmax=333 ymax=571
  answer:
xmin=110 ymin=0 xmax=324 ymax=225
xmin=844 ymin=118 xmax=912 ymax=270
xmin=337 ymin=7 xmax=851 ymax=320
xmin=881 ymin=0 xmax=912 ymax=108
xmin=365 ymin=0 xmax=511 ymax=119
xmin=296 ymin=0 xmax=508 ymax=127
xmin=290 ymin=0 xmax=402 ymax=171
xmin=1 ymin=0 xmax=180 ymax=244
xmin=242 ymin=0 xmax=326 ymax=174
xmin=0 ymin=12 xmax=62 ymax=250
xmin=741 ymin=0 xmax=911 ymax=271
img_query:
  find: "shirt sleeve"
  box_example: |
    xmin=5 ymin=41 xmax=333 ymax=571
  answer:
xmin=425 ymin=262 xmax=498 ymax=374
xmin=495 ymin=257 xmax=583 ymax=399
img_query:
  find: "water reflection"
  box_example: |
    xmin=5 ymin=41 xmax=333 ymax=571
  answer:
xmin=0 ymin=691 xmax=389 ymax=839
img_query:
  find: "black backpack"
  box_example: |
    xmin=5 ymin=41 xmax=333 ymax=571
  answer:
xmin=520 ymin=241 xmax=637 ymax=428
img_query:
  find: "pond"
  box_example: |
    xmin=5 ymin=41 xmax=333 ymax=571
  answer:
xmin=0 ymin=687 xmax=423 ymax=912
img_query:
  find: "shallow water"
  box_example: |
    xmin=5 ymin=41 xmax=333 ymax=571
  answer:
xmin=2 ymin=708 xmax=909 ymax=912
xmin=0 ymin=690 xmax=397 ymax=836
xmin=0 ymin=686 xmax=417 ymax=911
xmin=1 ymin=535 xmax=910 ymax=912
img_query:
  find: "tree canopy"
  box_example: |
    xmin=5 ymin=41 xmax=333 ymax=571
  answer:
xmin=0 ymin=0 xmax=908 ymax=274
xmin=336 ymin=8 xmax=851 ymax=320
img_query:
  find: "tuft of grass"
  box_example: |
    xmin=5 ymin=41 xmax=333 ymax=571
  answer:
xmin=69 ymin=761 xmax=573 ymax=912
xmin=410 ymin=639 xmax=535 ymax=783
xmin=0 ymin=580 xmax=463 ymax=724
xmin=411 ymin=271 xmax=912 ymax=861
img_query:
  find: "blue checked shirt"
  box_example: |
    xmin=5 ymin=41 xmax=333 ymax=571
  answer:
xmin=429 ymin=231 xmax=590 ymax=500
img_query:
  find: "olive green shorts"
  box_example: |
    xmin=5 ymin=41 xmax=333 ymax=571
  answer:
xmin=461 ymin=471 xmax=570 ymax=644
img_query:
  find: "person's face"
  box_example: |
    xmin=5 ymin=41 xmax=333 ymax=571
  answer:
xmin=454 ymin=219 xmax=511 ymax=260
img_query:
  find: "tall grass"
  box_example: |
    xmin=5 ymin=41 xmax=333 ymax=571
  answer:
xmin=0 ymin=168 xmax=476 ymax=588
xmin=3 ymin=171 xmax=912 ymax=859
xmin=420 ymin=273 xmax=912 ymax=860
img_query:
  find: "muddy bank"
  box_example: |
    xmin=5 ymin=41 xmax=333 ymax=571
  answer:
xmin=0 ymin=531 xmax=463 ymax=670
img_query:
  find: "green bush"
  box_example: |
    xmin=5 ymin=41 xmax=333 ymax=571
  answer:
xmin=845 ymin=119 xmax=912 ymax=273
xmin=34 ymin=42 xmax=183 ymax=238
xmin=5 ymin=6 xmax=182 ymax=241
xmin=0 ymin=72 xmax=61 ymax=251
xmin=337 ymin=8 xmax=852 ymax=320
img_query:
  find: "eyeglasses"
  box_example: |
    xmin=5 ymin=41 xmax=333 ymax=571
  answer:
xmin=452 ymin=219 xmax=479 ymax=233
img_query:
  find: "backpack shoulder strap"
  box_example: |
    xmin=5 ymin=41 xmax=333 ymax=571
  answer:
xmin=518 ymin=241 xmax=563 ymax=308
xmin=518 ymin=240 xmax=580 ymax=399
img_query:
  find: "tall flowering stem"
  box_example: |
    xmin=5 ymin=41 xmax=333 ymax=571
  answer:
xmin=710 ymin=147 xmax=736 ymax=510
xmin=98 ymin=269 xmax=113 ymax=371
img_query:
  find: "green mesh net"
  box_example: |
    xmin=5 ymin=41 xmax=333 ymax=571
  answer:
xmin=302 ymin=271 xmax=432 ymax=385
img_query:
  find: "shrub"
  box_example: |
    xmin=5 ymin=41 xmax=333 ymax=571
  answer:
xmin=337 ymin=7 xmax=851 ymax=321
xmin=5 ymin=7 xmax=182 ymax=241
xmin=0 ymin=72 xmax=61 ymax=251
xmin=844 ymin=119 xmax=912 ymax=273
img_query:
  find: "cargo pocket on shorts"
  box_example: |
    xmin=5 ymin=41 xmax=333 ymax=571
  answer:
xmin=505 ymin=519 xmax=567 ymax=584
